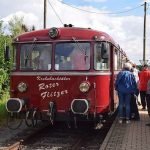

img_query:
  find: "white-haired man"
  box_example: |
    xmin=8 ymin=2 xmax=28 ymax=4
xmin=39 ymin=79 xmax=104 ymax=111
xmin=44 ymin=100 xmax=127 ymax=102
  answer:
xmin=115 ymin=62 xmax=137 ymax=124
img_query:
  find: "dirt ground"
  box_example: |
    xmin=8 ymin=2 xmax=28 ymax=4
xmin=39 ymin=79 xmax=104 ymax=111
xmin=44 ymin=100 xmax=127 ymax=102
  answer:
xmin=0 ymin=119 xmax=45 ymax=150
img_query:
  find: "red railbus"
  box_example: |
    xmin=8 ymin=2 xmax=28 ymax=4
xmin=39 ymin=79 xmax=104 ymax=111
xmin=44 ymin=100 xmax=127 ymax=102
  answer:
xmin=6 ymin=26 xmax=129 ymax=128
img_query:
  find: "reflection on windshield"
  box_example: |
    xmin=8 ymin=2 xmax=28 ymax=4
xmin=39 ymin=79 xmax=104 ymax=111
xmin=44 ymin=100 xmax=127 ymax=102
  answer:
xmin=55 ymin=42 xmax=90 ymax=70
xmin=20 ymin=44 xmax=52 ymax=70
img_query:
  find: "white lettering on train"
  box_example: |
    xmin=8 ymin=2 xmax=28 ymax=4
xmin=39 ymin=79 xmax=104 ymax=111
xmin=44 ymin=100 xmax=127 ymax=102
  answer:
xmin=38 ymin=83 xmax=59 ymax=91
xmin=41 ymin=90 xmax=68 ymax=99
xmin=37 ymin=76 xmax=70 ymax=81
xmin=38 ymin=82 xmax=68 ymax=99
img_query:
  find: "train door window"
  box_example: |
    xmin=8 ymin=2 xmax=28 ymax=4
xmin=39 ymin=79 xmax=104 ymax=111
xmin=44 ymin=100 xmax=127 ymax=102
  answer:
xmin=20 ymin=44 xmax=52 ymax=70
xmin=94 ymin=42 xmax=110 ymax=70
xmin=55 ymin=42 xmax=90 ymax=70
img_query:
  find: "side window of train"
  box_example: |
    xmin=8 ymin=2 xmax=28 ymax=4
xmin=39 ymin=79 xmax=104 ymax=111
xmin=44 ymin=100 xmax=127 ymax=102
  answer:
xmin=114 ymin=49 xmax=118 ymax=70
xmin=94 ymin=42 xmax=110 ymax=70
xmin=118 ymin=51 xmax=122 ymax=69
xmin=12 ymin=45 xmax=17 ymax=70
xmin=114 ymin=49 xmax=122 ymax=70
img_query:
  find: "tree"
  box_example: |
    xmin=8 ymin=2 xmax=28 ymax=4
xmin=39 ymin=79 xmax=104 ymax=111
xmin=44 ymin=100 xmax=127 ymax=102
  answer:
xmin=0 ymin=15 xmax=36 ymax=99
xmin=0 ymin=22 xmax=11 ymax=99
xmin=8 ymin=16 xmax=31 ymax=38
xmin=0 ymin=21 xmax=4 ymax=35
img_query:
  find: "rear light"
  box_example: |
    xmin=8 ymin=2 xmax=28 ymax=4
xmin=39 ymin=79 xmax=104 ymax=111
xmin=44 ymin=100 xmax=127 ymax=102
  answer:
xmin=79 ymin=81 xmax=90 ymax=93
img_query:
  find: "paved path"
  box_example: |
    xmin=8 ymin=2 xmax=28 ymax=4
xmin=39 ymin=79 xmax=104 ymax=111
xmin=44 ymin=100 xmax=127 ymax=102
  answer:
xmin=100 ymin=109 xmax=150 ymax=150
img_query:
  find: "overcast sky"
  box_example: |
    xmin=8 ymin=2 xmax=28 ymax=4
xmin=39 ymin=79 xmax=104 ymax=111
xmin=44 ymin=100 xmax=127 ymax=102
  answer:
xmin=0 ymin=0 xmax=150 ymax=64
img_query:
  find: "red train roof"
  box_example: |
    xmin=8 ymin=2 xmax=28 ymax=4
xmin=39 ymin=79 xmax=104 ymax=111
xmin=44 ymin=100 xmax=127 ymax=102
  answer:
xmin=14 ymin=27 xmax=117 ymax=45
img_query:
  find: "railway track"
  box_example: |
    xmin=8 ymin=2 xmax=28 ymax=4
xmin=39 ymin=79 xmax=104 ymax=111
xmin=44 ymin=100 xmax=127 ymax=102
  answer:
xmin=4 ymin=114 xmax=116 ymax=150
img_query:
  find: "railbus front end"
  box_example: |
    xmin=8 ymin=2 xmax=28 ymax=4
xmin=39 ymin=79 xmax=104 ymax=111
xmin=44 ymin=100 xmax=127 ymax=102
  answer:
xmin=6 ymin=26 xmax=128 ymax=129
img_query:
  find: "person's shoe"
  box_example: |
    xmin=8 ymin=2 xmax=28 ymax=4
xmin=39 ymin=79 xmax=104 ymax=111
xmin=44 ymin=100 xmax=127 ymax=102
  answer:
xmin=141 ymin=107 xmax=146 ymax=111
xmin=118 ymin=119 xmax=123 ymax=124
xmin=131 ymin=113 xmax=135 ymax=119
xmin=126 ymin=120 xmax=130 ymax=124
xmin=146 ymin=123 xmax=150 ymax=126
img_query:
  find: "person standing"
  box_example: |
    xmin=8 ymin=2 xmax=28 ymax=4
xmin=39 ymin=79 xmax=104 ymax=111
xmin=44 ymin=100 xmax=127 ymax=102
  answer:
xmin=115 ymin=62 xmax=137 ymax=124
xmin=145 ymin=79 xmax=150 ymax=126
xmin=130 ymin=65 xmax=140 ymax=120
xmin=139 ymin=64 xmax=150 ymax=110
xmin=132 ymin=64 xmax=139 ymax=84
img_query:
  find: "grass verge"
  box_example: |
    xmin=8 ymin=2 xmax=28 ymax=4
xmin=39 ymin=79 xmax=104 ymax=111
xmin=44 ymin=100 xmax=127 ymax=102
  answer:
xmin=0 ymin=91 xmax=9 ymax=124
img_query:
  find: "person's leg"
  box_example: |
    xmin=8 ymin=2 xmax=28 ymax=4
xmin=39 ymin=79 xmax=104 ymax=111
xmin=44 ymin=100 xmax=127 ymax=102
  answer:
xmin=125 ymin=93 xmax=132 ymax=121
xmin=118 ymin=92 xmax=125 ymax=120
xmin=130 ymin=94 xmax=135 ymax=119
xmin=145 ymin=94 xmax=150 ymax=126
xmin=134 ymin=98 xmax=140 ymax=120
xmin=140 ymin=91 xmax=146 ymax=109
xmin=146 ymin=94 xmax=150 ymax=116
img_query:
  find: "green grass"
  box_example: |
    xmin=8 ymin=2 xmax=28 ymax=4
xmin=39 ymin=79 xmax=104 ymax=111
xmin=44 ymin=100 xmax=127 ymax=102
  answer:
xmin=0 ymin=91 xmax=9 ymax=121
xmin=0 ymin=102 xmax=7 ymax=119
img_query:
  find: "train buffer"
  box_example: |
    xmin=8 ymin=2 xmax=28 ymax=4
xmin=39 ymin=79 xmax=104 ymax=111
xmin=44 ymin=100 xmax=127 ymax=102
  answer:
xmin=100 ymin=108 xmax=150 ymax=150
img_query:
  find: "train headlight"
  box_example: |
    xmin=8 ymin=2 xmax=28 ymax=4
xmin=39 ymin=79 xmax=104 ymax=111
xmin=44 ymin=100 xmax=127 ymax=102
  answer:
xmin=17 ymin=82 xmax=27 ymax=92
xmin=79 ymin=81 xmax=90 ymax=93
xmin=49 ymin=27 xmax=59 ymax=38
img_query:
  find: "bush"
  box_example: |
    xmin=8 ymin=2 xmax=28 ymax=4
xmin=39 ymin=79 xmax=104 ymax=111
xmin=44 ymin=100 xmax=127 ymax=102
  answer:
xmin=0 ymin=90 xmax=9 ymax=122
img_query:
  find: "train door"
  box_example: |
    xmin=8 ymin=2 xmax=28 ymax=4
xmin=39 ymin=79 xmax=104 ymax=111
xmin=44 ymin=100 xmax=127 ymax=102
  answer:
xmin=94 ymin=42 xmax=111 ymax=113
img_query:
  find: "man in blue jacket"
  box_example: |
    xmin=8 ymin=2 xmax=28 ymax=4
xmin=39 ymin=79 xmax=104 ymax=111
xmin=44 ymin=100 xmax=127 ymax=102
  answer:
xmin=115 ymin=62 xmax=137 ymax=124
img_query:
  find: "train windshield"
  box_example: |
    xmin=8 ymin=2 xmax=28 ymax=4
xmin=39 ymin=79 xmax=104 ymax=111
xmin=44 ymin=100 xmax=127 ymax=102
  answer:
xmin=20 ymin=44 xmax=52 ymax=70
xmin=55 ymin=42 xmax=90 ymax=70
xmin=94 ymin=42 xmax=110 ymax=70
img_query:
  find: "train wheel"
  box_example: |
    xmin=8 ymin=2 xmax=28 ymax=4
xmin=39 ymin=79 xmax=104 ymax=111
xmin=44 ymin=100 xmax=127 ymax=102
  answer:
xmin=7 ymin=112 xmax=23 ymax=130
xmin=48 ymin=102 xmax=56 ymax=125
xmin=48 ymin=107 xmax=56 ymax=125
xmin=32 ymin=110 xmax=38 ymax=127
xmin=25 ymin=110 xmax=32 ymax=127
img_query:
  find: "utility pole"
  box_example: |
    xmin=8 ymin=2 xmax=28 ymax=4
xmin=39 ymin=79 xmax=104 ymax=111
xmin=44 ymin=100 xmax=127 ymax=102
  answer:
xmin=143 ymin=1 xmax=147 ymax=64
xmin=44 ymin=0 xmax=47 ymax=29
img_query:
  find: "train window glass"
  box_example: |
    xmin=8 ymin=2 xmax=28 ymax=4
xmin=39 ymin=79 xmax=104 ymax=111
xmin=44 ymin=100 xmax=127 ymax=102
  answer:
xmin=122 ymin=56 xmax=126 ymax=67
xmin=55 ymin=42 xmax=90 ymax=70
xmin=118 ymin=50 xmax=122 ymax=70
xmin=12 ymin=45 xmax=17 ymax=70
xmin=20 ymin=44 xmax=52 ymax=70
xmin=114 ymin=49 xmax=122 ymax=70
xmin=121 ymin=54 xmax=125 ymax=68
xmin=114 ymin=49 xmax=118 ymax=70
xmin=94 ymin=42 xmax=110 ymax=70
xmin=118 ymin=51 xmax=120 ymax=69
xmin=120 ymin=52 xmax=122 ymax=69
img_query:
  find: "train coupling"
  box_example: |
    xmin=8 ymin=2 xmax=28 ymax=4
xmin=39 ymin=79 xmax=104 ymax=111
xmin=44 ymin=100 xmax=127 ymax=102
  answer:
xmin=6 ymin=98 xmax=26 ymax=112
xmin=95 ymin=123 xmax=103 ymax=129
xmin=94 ymin=115 xmax=106 ymax=130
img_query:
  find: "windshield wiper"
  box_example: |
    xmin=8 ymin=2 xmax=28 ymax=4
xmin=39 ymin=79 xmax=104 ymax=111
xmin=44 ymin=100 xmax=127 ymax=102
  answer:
xmin=72 ymin=37 xmax=88 ymax=62
xmin=25 ymin=38 xmax=37 ymax=67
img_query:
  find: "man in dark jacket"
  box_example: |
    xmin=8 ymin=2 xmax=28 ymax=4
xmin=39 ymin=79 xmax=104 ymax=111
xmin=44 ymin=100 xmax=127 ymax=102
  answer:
xmin=115 ymin=62 xmax=137 ymax=124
